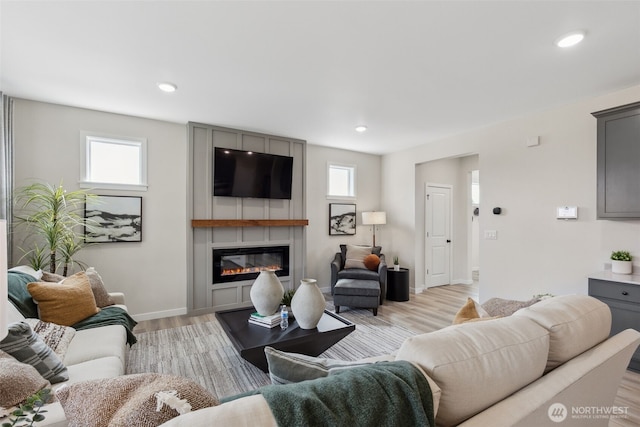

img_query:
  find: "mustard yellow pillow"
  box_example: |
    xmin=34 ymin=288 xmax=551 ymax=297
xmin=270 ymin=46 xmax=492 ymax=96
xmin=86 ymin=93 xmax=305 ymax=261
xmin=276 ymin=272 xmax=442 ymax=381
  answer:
xmin=453 ymin=297 xmax=500 ymax=325
xmin=27 ymin=272 xmax=100 ymax=326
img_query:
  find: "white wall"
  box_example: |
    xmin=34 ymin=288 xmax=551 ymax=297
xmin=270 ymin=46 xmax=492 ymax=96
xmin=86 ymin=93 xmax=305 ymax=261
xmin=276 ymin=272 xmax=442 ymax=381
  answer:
xmin=12 ymin=99 xmax=187 ymax=320
xmin=304 ymin=144 xmax=382 ymax=291
xmin=382 ymin=85 xmax=640 ymax=302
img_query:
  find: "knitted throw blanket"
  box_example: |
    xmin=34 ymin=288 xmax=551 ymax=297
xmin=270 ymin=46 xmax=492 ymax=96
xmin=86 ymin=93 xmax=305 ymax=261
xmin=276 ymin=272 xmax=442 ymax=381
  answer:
xmin=232 ymin=361 xmax=434 ymax=427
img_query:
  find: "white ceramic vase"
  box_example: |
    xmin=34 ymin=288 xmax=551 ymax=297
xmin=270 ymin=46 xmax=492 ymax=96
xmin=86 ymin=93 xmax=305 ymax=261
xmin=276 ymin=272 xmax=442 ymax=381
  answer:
xmin=291 ymin=278 xmax=325 ymax=329
xmin=250 ymin=269 xmax=285 ymax=316
xmin=612 ymin=260 xmax=633 ymax=275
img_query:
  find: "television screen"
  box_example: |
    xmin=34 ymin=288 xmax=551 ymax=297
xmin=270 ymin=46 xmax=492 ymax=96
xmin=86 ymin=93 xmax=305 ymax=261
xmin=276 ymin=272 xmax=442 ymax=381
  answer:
xmin=213 ymin=148 xmax=293 ymax=199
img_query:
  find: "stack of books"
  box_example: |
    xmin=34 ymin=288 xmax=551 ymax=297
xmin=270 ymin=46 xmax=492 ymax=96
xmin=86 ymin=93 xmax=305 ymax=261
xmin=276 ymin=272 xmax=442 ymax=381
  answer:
xmin=248 ymin=312 xmax=281 ymax=328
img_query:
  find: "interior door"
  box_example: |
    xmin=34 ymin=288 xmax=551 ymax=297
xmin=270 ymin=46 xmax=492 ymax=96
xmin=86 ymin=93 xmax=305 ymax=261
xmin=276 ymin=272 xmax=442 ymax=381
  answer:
xmin=426 ymin=184 xmax=451 ymax=287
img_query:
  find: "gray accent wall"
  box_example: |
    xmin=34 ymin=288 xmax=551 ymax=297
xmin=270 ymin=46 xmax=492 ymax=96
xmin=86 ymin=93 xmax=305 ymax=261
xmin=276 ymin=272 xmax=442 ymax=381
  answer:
xmin=188 ymin=123 xmax=306 ymax=314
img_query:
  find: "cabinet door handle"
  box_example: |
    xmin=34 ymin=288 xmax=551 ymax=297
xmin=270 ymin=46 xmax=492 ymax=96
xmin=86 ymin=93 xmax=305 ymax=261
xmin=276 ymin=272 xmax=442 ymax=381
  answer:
xmin=622 ymin=291 xmax=629 ymax=296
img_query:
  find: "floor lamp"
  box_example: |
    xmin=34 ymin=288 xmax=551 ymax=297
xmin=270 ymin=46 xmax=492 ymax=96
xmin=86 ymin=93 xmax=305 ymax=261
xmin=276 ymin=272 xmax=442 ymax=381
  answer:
xmin=362 ymin=211 xmax=386 ymax=247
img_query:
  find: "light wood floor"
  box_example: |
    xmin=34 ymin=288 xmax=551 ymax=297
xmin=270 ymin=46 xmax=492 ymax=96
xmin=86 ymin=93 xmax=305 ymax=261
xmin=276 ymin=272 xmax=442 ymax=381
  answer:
xmin=135 ymin=283 xmax=640 ymax=427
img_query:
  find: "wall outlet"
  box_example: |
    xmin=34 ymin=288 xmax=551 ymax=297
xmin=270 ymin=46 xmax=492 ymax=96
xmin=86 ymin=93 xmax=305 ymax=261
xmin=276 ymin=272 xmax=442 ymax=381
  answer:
xmin=484 ymin=230 xmax=498 ymax=240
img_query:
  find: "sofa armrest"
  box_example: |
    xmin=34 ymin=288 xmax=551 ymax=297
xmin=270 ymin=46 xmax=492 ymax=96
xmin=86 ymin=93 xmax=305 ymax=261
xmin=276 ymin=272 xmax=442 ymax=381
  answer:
xmin=330 ymin=253 xmax=342 ymax=293
xmin=109 ymin=292 xmax=126 ymax=305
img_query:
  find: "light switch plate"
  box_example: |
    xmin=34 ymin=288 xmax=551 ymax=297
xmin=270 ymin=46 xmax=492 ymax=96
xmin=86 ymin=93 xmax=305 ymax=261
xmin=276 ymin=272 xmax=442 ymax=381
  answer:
xmin=557 ymin=206 xmax=578 ymax=219
xmin=484 ymin=230 xmax=498 ymax=240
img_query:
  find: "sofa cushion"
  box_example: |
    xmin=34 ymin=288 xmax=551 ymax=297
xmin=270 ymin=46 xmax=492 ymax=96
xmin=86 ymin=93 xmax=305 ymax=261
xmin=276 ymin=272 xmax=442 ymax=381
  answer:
xmin=0 ymin=321 xmax=68 ymax=384
xmin=396 ymin=316 xmax=549 ymax=427
xmin=514 ymin=294 xmax=612 ymax=372
xmin=63 ymin=325 xmax=127 ymax=367
xmin=0 ymin=350 xmax=50 ymax=408
xmin=264 ymin=346 xmax=375 ymax=385
xmin=62 ymin=356 xmax=126 ymax=387
xmin=56 ymin=373 xmax=218 ymax=427
xmin=7 ymin=300 xmax=26 ymax=323
xmin=24 ymin=319 xmax=76 ymax=360
xmin=27 ymin=272 xmax=100 ymax=326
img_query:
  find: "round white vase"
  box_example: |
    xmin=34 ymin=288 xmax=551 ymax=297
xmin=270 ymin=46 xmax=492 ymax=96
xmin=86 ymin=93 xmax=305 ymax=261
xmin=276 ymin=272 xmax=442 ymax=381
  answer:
xmin=250 ymin=270 xmax=285 ymax=316
xmin=291 ymin=278 xmax=325 ymax=329
xmin=612 ymin=260 xmax=633 ymax=274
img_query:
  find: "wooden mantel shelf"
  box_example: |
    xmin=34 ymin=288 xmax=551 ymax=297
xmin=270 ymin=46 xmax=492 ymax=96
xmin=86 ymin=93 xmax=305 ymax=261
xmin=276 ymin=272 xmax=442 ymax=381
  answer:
xmin=192 ymin=219 xmax=309 ymax=228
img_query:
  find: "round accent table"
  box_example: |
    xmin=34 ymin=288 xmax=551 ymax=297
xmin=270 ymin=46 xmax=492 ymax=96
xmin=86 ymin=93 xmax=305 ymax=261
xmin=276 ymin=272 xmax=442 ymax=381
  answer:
xmin=386 ymin=268 xmax=410 ymax=302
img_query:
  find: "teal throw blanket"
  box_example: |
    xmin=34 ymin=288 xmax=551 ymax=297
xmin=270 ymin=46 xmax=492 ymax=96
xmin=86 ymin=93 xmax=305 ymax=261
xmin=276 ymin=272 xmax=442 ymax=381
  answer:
xmin=225 ymin=361 xmax=433 ymax=427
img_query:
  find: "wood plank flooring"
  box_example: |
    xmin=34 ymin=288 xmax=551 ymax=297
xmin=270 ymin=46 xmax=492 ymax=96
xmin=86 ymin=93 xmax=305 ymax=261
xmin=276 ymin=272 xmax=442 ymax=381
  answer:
xmin=134 ymin=283 xmax=640 ymax=427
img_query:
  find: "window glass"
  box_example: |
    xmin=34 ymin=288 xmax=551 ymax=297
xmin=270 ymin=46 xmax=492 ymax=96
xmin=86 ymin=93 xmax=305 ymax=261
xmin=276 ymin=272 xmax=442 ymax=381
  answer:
xmin=328 ymin=163 xmax=355 ymax=198
xmin=80 ymin=133 xmax=147 ymax=191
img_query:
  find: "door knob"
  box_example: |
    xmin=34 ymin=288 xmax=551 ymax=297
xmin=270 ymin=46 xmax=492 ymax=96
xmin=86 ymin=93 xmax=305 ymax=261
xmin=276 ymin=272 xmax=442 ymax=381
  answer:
xmin=446 ymin=239 xmax=451 ymax=243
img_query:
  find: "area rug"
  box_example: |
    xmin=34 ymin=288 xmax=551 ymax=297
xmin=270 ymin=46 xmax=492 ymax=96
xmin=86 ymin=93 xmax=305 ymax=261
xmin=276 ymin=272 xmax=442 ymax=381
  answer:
xmin=126 ymin=304 xmax=417 ymax=399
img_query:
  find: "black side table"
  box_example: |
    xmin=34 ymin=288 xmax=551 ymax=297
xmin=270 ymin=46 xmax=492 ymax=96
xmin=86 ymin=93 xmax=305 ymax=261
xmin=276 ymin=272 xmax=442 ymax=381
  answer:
xmin=387 ymin=268 xmax=410 ymax=301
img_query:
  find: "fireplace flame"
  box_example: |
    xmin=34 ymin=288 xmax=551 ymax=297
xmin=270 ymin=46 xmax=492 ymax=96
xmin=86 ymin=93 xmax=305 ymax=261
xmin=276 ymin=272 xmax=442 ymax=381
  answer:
xmin=221 ymin=265 xmax=282 ymax=276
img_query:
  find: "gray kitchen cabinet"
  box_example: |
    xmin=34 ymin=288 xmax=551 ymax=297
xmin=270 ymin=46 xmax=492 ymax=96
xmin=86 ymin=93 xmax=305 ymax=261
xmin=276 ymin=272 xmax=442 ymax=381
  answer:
xmin=592 ymin=101 xmax=640 ymax=219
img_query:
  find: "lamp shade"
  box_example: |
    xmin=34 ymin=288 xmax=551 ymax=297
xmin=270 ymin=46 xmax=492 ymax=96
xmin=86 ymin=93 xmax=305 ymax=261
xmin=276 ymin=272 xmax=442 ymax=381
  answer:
xmin=362 ymin=211 xmax=387 ymax=225
xmin=0 ymin=220 xmax=7 ymax=340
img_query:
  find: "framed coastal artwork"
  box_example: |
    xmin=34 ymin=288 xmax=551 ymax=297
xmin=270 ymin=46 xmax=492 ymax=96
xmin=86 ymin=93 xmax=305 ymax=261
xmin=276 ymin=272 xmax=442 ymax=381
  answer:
xmin=84 ymin=195 xmax=142 ymax=243
xmin=329 ymin=203 xmax=356 ymax=236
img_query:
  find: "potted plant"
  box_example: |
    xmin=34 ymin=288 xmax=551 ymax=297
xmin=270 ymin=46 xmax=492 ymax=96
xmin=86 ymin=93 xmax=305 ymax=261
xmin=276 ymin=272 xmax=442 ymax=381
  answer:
xmin=14 ymin=181 xmax=94 ymax=274
xmin=393 ymin=256 xmax=400 ymax=271
xmin=611 ymin=250 xmax=633 ymax=274
xmin=281 ymin=288 xmax=296 ymax=318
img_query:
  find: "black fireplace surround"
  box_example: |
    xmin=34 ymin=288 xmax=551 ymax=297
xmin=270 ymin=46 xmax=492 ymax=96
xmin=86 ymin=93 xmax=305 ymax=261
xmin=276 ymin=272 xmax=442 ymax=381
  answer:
xmin=213 ymin=245 xmax=290 ymax=284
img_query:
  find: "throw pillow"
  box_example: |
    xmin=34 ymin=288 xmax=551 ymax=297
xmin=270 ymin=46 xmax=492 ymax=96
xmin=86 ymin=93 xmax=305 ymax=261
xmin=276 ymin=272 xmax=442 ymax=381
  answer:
xmin=41 ymin=271 xmax=65 ymax=282
xmin=0 ymin=321 xmax=68 ymax=383
xmin=0 ymin=350 xmax=51 ymax=408
xmin=27 ymin=272 xmax=100 ymax=326
xmin=56 ymin=373 xmax=219 ymax=427
xmin=343 ymin=245 xmax=372 ymax=269
xmin=363 ymin=254 xmax=380 ymax=271
xmin=24 ymin=319 xmax=76 ymax=360
xmin=84 ymin=267 xmax=115 ymax=307
xmin=8 ymin=266 xmax=43 ymax=280
xmin=452 ymin=298 xmax=497 ymax=325
xmin=7 ymin=271 xmax=40 ymax=318
xmin=264 ymin=346 xmax=374 ymax=385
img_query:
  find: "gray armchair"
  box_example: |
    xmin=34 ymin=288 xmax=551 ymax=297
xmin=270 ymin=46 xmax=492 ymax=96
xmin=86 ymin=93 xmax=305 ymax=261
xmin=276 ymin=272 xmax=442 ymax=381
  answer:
xmin=330 ymin=245 xmax=387 ymax=305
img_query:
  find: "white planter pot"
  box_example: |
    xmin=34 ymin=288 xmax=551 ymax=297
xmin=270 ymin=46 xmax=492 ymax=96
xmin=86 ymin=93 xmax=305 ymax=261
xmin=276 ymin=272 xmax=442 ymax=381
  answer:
xmin=612 ymin=260 xmax=633 ymax=275
xmin=394 ymin=265 xmax=400 ymax=271
xmin=250 ymin=270 xmax=284 ymax=316
xmin=291 ymin=278 xmax=325 ymax=329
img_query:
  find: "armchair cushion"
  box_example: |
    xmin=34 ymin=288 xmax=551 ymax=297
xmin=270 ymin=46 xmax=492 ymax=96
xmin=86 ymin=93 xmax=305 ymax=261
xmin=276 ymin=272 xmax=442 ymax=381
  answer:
xmin=337 ymin=269 xmax=381 ymax=282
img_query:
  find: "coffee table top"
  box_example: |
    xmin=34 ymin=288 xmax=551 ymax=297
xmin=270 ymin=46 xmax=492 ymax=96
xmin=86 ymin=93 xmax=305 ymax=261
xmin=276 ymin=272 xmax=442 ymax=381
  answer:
xmin=215 ymin=306 xmax=355 ymax=372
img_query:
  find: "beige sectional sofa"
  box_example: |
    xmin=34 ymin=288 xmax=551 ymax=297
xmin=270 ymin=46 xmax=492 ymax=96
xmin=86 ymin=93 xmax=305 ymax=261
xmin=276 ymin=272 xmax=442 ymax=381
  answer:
xmin=2 ymin=277 xmax=130 ymax=427
xmin=161 ymin=295 xmax=640 ymax=427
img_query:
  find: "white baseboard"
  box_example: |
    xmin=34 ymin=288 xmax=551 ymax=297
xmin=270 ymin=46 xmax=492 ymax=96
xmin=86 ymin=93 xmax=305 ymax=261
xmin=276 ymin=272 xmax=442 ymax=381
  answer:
xmin=455 ymin=279 xmax=473 ymax=285
xmin=131 ymin=307 xmax=188 ymax=322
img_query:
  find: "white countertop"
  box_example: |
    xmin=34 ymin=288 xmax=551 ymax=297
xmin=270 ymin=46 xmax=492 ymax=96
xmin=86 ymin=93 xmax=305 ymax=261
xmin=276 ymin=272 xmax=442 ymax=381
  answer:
xmin=589 ymin=270 xmax=640 ymax=286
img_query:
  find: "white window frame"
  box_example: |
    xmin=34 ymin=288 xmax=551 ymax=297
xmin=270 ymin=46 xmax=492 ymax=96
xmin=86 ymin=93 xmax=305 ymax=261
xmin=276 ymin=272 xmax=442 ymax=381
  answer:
xmin=327 ymin=162 xmax=356 ymax=200
xmin=79 ymin=131 xmax=148 ymax=191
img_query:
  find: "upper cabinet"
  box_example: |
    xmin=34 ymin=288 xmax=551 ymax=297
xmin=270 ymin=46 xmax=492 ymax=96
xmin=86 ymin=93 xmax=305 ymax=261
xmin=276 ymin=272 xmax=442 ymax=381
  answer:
xmin=593 ymin=101 xmax=640 ymax=219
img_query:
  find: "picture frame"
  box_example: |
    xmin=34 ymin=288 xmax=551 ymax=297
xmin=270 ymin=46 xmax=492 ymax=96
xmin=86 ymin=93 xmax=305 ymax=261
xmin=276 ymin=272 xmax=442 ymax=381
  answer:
xmin=85 ymin=195 xmax=142 ymax=243
xmin=329 ymin=203 xmax=356 ymax=235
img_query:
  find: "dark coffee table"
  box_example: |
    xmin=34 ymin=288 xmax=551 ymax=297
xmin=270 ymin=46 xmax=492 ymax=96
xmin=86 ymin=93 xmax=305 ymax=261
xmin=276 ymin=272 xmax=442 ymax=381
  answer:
xmin=215 ymin=307 xmax=355 ymax=372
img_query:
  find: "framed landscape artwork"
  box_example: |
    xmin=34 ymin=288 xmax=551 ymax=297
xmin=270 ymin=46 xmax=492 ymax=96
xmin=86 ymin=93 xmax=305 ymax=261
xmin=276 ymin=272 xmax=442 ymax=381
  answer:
xmin=85 ymin=195 xmax=142 ymax=243
xmin=329 ymin=203 xmax=356 ymax=235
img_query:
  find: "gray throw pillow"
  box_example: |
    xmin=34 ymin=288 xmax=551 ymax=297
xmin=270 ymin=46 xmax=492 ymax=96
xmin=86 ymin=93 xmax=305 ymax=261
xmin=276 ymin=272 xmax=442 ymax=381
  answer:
xmin=264 ymin=346 xmax=373 ymax=385
xmin=0 ymin=321 xmax=68 ymax=384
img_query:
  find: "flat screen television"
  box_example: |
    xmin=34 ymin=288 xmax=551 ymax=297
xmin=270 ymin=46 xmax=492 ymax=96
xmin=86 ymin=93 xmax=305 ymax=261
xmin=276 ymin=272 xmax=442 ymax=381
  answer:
xmin=213 ymin=148 xmax=293 ymax=199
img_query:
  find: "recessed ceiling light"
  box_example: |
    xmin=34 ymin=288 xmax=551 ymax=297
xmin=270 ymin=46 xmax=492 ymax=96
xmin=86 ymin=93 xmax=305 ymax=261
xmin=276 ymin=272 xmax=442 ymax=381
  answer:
xmin=555 ymin=31 xmax=586 ymax=48
xmin=355 ymin=125 xmax=368 ymax=133
xmin=157 ymin=82 xmax=177 ymax=92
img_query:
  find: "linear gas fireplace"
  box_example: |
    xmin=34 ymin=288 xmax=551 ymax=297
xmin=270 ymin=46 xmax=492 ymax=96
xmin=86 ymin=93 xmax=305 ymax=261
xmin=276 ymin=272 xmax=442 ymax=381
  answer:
xmin=213 ymin=246 xmax=290 ymax=284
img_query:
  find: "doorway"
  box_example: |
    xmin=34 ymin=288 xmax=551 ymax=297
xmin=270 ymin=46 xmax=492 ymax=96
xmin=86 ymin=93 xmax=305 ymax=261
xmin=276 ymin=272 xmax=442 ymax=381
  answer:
xmin=425 ymin=184 xmax=452 ymax=287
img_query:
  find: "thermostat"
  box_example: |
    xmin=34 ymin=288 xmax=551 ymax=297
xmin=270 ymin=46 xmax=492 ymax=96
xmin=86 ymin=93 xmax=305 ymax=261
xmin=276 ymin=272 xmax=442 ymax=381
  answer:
xmin=557 ymin=206 xmax=578 ymax=220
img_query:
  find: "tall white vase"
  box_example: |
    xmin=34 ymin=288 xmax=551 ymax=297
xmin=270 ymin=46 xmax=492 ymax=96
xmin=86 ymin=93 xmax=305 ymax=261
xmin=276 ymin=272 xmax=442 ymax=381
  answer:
xmin=291 ymin=278 xmax=325 ymax=329
xmin=250 ymin=270 xmax=284 ymax=316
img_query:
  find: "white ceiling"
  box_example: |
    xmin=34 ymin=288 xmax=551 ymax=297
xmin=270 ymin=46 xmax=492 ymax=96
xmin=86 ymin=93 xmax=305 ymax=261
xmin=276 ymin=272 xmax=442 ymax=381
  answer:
xmin=1 ymin=1 xmax=639 ymax=154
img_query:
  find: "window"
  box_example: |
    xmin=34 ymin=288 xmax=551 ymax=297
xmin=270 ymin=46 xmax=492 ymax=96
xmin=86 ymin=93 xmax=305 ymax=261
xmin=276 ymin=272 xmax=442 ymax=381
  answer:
xmin=80 ymin=132 xmax=148 ymax=191
xmin=327 ymin=163 xmax=356 ymax=199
